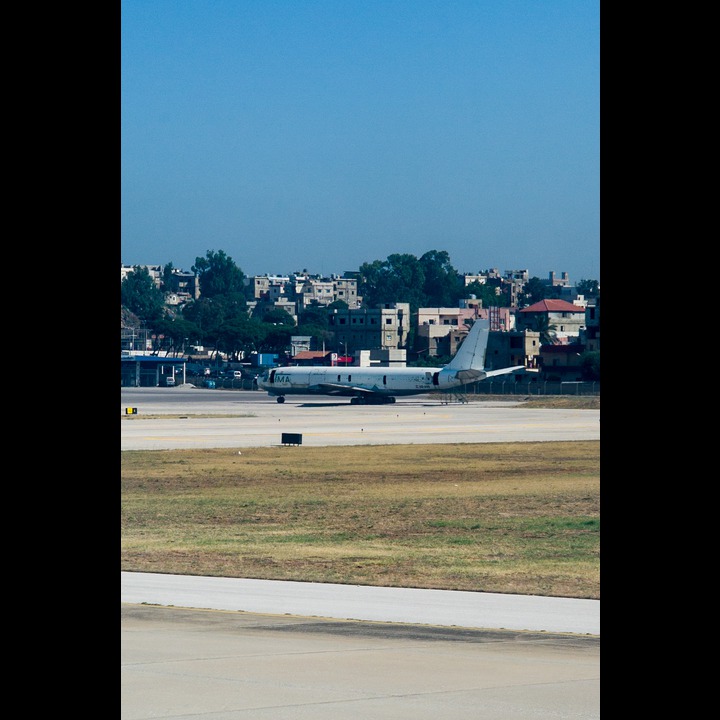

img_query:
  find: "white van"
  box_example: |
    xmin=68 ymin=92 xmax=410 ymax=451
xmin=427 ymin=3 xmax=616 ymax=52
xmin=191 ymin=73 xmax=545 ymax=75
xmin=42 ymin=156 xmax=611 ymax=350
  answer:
xmin=233 ymin=370 xmax=243 ymax=379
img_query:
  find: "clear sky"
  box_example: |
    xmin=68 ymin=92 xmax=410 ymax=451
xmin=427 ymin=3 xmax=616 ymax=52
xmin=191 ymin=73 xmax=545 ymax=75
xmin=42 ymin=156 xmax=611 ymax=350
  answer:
xmin=121 ymin=0 xmax=599 ymax=284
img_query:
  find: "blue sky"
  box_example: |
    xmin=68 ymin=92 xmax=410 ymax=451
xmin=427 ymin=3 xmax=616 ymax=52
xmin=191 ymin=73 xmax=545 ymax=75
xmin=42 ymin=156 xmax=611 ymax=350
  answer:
xmin=121 ymin=0 xmax=599 ymax=283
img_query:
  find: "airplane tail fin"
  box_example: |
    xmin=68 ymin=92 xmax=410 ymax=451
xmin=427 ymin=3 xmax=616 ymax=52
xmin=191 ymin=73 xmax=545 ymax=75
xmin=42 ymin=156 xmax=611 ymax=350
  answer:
xmin=445 ymin=318 xmax=490 ymax=372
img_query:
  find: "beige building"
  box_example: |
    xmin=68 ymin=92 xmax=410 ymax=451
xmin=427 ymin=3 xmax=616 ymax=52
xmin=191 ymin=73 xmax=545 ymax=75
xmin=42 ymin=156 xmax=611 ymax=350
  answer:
xmin=485 ymin=330 xmax=540 ymax=371
xmin=328 ymin=303 xmax=410 ymax=355
xmin=515 ymin=299 xmax=586 ymax=342
xmin=415 ymin=306 xmax=514 ymax=357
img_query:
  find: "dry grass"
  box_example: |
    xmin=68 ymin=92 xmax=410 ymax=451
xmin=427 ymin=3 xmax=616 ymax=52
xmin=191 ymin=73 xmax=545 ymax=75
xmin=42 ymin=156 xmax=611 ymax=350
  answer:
xmin=467 ymin=395 xmax=600 ymax=409
xmin=122 ymin=440 xmax=599 ymax=599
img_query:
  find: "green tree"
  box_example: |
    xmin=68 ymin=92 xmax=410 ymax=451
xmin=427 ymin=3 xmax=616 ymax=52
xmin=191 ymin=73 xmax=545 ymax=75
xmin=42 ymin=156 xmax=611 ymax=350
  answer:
xmin=192 ymin=249 xmax=247 ymax=299
xmin=419 ymin=250 xmax=464 ymax=307
xmin=262 ymin=307 xmax=297 ymax=326
xmin=294 ymin=306 xmax=334 ymax=350
xmin=161 ymin=262 xmax=175 ymax=291
xmin=580 ymin=350 xmax=600 ymax=380
xmin=260 ymin=326 xmax=294 ymax=354
xmin=356 ymin=260 xmax=385 ymax=305
xmin=576 ymin=278 xmax=600 ymax=298
xmin=181 ymin=297 xmax=226 ymax=341
xmin=121 ymin=266 xmax=166 ymax=325
xmin=520 ymin=277 xmax=550 ymax=306
xmin=358 ymin=254 xmax=425 ymax=310
xmin=149 ymin=316 xmax=202 ymax=356
xmin=216 ymin=317 xmax=268 ymax=360
xmin=465 ymin=281 xmax=508 ymax=308
xmin=529 ymin=315 xmax=558 ymax=345
xmin=298 ymin=305 xmax=330 ymax=328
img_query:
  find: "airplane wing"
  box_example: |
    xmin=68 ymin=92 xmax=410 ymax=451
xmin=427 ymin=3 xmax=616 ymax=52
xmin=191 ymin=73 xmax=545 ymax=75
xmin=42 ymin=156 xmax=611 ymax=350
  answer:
xmin=483 ymin=366 xmax=526 ymax=378
xmin=315 ymin=382 xmax=379 ymax=396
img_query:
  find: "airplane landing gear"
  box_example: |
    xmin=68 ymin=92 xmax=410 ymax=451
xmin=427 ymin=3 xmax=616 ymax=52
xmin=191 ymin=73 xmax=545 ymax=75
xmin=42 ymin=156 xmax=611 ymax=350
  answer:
xmin=350 ymin=395 xmax=395 ymax=405
xmin=276 ymin=396 xmax=285 ymax=403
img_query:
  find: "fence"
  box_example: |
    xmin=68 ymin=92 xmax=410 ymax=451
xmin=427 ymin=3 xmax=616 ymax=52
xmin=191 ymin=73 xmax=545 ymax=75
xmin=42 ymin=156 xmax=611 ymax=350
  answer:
xmin=468 ymin=380 xmax=599 ymax=396
xmin=188 ymin=375 xmax=259 ymax=391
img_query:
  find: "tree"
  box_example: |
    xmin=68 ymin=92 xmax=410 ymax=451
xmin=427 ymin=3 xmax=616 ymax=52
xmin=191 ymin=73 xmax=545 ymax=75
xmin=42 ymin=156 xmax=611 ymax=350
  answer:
xmin=465 ymin=281 xmax=507 ymax=308
xmin=293 ymin=306 xmax=333 ymax=349
xmin=260 ymin=326 xmax=294 ymax=354
xmin=419 ymin=250 xmax=464 ymax=307
xmin=576 ymin=279 xmax=600 ymax=298
xmin=358 ymin=254 xmax=425 ymax=310
xmin=149 ymin=316 xmax=202 ymax=356
xmin=262 ymin=307 xmax=297 ymax=326
xmin=192 ymin=249 xmax=247 ymax=299
xmin=121 ymin=266 xmax=166 ymax=325
xmin=520 ymin=277 xmax=550 ymax=306
xmin=216 ymin=317 xmax=268 ymax=360
xmin=298 ymin=306 xmax=330 ymax=329
xmin=181 ymin=297 xmax=226 ymax=341
xmin=580 ymin=350 xmax=600 ymax=381
xmin=161 ymin=262 xmax=175 ymax=291
xmin=529 ymin=315 xmax=558 ymax=345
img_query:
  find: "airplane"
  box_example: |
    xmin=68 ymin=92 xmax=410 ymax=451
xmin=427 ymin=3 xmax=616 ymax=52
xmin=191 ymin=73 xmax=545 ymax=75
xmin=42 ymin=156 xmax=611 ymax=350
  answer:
xmin=257 ymin=317 xmax=525 ymax=404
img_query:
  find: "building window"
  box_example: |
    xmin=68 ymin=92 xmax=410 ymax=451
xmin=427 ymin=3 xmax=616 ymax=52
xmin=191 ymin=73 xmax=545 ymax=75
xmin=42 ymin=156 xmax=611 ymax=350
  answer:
xmin=385 ymin=318 xmax=392 ymax=324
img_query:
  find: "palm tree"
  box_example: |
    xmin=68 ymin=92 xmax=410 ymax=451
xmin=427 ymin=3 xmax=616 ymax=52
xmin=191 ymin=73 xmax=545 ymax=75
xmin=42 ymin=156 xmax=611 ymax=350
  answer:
xmin=530 ymin=315 xmax=557 ymax=345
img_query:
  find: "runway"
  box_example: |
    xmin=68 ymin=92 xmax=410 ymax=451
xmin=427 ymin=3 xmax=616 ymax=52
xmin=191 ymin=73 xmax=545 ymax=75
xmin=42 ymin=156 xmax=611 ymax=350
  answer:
xmin=120 ymin=387 xmax=600 ymax=450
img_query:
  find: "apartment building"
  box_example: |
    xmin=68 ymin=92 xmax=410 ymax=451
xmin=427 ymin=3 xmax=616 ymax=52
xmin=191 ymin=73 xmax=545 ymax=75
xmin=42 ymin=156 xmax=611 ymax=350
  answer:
xmin=328 ymin=303 xmax=410 ymax=354
xmin=515 ymin=299 xmax=586 ymax=342
xmin=415 ymin=306 xmax=514 ymax=357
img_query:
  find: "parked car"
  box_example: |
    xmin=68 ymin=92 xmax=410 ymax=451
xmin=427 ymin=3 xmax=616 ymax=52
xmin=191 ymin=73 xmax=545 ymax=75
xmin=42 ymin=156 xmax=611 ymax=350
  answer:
xmin=159 ymin=376 xmax=176 ymax=387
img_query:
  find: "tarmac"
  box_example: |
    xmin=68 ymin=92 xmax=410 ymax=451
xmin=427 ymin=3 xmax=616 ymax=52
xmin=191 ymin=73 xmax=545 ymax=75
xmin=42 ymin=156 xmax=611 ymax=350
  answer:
xmin=121 ymin=387 xmax=600 ymax=719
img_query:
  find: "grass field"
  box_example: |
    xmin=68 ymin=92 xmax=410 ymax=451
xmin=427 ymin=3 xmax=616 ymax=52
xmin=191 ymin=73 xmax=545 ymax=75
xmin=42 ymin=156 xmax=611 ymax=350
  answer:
xmin=121 ymin=437 xmax=600 ymax=599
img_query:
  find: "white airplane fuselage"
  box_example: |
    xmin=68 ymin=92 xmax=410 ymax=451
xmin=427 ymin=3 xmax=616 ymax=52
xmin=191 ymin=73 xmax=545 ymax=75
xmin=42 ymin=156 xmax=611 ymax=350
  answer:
xmin=258 ymin=365 xmax=482 ymax=402
xmin=257 ymin=318 xmax=523 ymax=404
